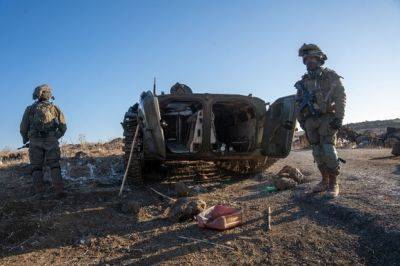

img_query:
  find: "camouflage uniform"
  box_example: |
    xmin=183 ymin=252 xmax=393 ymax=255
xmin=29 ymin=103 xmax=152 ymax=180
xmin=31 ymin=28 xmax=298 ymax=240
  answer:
xmin=295 ymin=44 xmax=346 ymax=198
xmin=20 ymin=84 xmax=67 ymax=197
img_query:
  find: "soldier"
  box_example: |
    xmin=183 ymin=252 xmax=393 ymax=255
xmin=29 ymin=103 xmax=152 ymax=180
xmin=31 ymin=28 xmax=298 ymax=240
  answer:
xmin=20 ymin=84 xmax=67 ymax=198
xmin=295 ymin=44 xmax=346 ymax=198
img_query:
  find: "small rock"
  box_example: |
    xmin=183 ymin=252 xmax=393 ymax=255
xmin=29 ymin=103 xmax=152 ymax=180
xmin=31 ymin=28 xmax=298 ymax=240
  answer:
xmin=274 ymin=177 xmax=297 ymax=191
xmin=175 ymin=182 xmax=192 ymax=197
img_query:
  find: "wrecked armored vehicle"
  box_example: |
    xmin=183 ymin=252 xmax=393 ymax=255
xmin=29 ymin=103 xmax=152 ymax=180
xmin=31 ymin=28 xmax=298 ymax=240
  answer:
xmin=122 ymin=83 xmax=296 ymax=184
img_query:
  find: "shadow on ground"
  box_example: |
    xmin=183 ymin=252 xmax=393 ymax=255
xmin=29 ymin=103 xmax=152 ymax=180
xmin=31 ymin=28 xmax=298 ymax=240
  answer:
xmin=271 ymin=189 xmax=400 ymax=265
xmin=0 ymin=154 xmax=248 ymax=263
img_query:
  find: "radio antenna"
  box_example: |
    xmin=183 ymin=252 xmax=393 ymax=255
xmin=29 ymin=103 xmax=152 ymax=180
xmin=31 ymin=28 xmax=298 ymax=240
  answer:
xmin=153 ymin=77 xmax=157 ymax=96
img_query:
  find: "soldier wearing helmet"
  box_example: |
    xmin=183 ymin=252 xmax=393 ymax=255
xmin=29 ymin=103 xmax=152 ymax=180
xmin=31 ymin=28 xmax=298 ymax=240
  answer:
xmin=20 ymin=84 xmax=67 ymax=198
xmin=170 ymin=82 xmax=193 ymax=94
xmin=295 ymin=44 xmax=346 ymax=198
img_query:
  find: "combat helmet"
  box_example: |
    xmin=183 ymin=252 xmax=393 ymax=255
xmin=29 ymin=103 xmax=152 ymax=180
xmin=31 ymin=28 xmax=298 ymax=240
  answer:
xmin=170 ymin=82 xmax=193 ymax=94
xmin=33 ymin=84 xmax=53 ymax=101
xmin=298 ymin=43 xmax=327 ymax=62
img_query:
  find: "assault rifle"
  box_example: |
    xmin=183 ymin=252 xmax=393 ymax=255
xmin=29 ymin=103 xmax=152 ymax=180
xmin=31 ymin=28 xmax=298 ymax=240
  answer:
xmin=18 ymin=143 xmax=29 ymax=150
xmin=295 ymin=82 xmax=320 ymax=117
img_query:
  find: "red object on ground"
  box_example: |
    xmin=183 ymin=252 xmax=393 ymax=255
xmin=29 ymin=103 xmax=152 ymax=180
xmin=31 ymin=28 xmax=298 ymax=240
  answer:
xmin=196 ymin=205 xmax=243 ymax=230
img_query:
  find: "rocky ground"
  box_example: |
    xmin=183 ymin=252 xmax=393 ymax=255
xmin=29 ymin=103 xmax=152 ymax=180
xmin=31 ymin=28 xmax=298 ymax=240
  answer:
xmin=0 ymin=144 xmax=399 ymax=265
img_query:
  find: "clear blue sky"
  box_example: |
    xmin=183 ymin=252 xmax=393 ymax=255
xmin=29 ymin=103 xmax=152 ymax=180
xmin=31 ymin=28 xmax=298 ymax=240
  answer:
xmin=1 ymin=0 xmax=400 ymax=149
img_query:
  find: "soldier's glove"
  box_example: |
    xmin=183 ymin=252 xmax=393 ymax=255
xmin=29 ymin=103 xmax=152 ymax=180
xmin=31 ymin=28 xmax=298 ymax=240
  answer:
xmin=330 ymin=118 xmax=343 ymax=130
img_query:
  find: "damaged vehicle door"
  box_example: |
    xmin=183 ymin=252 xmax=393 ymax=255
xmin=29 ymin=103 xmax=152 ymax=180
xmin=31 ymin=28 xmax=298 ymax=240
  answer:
xmin=262 ymin=95 xmax=296 ymax=157
xmin=139 ymin=91 xmax=166 ymax=160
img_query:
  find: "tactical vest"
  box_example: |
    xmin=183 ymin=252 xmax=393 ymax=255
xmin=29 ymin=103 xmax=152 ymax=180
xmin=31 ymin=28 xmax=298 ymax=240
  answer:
xmin=301 ymin=69 xmax=337 ymax=115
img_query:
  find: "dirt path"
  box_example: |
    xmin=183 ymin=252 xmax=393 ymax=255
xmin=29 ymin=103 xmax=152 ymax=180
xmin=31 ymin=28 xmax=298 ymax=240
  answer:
xmin=0 ymin=148 xmax=399 ymax=265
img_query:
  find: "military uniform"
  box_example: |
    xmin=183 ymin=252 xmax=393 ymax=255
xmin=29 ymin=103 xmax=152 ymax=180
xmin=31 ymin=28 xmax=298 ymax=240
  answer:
xmin=20 ymin=85 xmax=67 ymax=197
xmin=295 ymin=44 xmax=346 ymax=198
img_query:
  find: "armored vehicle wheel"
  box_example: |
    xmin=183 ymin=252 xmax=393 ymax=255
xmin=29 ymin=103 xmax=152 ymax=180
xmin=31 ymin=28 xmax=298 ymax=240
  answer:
xmin=216 ymin=158 xmax=277 ymax=175
xmin=122 ymin=114 xmax=144 ymax=186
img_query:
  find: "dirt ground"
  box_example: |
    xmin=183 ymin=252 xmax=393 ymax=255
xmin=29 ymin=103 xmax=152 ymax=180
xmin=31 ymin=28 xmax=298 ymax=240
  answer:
xmin=0 ymin=145 xmax=399 ymax=265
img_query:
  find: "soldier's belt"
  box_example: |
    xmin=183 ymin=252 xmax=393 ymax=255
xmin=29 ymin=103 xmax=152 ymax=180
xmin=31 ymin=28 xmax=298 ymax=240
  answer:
xmin=31 ymin=131 xmax=57 ymax=138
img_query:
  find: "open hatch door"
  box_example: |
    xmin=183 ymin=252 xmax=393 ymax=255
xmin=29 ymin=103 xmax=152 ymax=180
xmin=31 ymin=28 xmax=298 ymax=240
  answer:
xmin=261 ymin=95 xmax=296 ymax=157
xmin=140 ymin=91 xmax=166 ymax=160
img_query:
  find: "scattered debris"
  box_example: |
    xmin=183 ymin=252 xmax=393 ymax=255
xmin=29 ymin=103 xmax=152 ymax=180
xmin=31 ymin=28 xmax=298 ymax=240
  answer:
xmin=167 ymin=197 xmax=207 ymax=222
xmin=149 ymin=187 xmax=206 ymax=222
xmin=274 ymin=177 xmax=297 ymax=191
xmin=277 ymin=165 xmax=305 ymax=183
xmin=196 ymin=205 xmax=243 ymax=230
xmin=272 ymin=166 xmax=306 ymax=191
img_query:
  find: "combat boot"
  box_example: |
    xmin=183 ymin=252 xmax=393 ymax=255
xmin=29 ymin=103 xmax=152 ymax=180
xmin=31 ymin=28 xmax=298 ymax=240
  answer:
xmin=312 ymin=166 xmax=329 ymax=193
xmin=326 ymin=174 xmax=339 ymax=198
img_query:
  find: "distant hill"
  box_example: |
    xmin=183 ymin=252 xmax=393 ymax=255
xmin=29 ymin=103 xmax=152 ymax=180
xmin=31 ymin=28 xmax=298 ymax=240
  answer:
xmin=345 ymin=118 xmax=400 ymax=134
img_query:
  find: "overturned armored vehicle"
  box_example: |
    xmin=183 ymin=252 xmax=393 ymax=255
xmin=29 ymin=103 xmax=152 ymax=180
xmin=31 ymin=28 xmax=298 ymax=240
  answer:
xmin=122 ymin=83 xmax=296 ymax=184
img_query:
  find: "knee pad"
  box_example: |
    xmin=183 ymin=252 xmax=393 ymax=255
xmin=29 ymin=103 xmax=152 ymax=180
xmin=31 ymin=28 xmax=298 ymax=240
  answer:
xmin=321 ymin=144 xmax=339 ymax=170
xmin=312 ymin=145 xmax=324 ymax=165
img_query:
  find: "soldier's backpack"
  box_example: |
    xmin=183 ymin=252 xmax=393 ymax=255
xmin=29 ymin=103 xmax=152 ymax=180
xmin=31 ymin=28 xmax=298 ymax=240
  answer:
xmin=29 ymin=102 xmax=59 ymax=137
